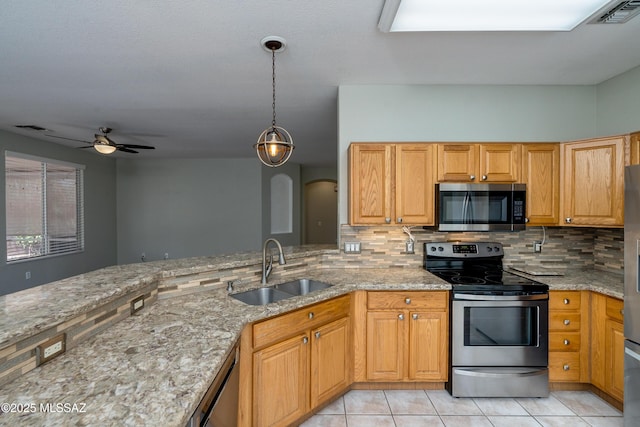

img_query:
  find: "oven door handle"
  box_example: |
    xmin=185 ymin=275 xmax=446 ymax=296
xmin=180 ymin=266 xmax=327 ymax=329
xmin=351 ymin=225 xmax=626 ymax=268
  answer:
xmin=453 ymin=293 xmax=548 ymax=301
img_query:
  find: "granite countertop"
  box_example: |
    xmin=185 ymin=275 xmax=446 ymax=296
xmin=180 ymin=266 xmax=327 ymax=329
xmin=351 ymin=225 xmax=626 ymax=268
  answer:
xmin=0 ymin=258 xmax=624 ymax=426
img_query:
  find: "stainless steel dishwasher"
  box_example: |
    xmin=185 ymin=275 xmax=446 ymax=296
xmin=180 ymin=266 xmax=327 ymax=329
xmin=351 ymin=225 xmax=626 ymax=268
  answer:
xmin=186 ymin=342 xmax=240 ymax=427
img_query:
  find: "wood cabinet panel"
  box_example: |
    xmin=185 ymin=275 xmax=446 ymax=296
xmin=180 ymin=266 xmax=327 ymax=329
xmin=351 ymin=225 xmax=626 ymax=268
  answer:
xmin=349 ymin=144 xmax=392 ymax=224
xmin=253 ymin=334 xmax=309 ymax=427
xmin=408 ymin=311 xmax=448 ymax=381
xmin=549 ymin=332 xmax=581 ymax=352
xmin=561 ymin=136 xmax=624 ymax=226
xmin=395 ymin=144 xmax=436 ymax=224
xmin=310 ymin=317 xmax=350 ymax=407
xmin=606 ymin=319 xmax=625 ymax=401
xmin=253 ymin=295 xmax=350 ymax=349
xmin=590 ymin=292 xmax=624 ymax=402
xmin=521 ymin=144 xmax=560 ymax=225
xmin=479 ymin=143 xmax=520 ymax=182
xmin=549 ymin=352 xmax=581 ymax=382
xmin=366 ymin=311 xmax=404 ymax=380
xmin=367 ymin=291 xmax=448 ymax=310
xmin=437 ymin=144 xmax=478 ymax=182
xmin=549 ymin=291 xmax=581 ymax=311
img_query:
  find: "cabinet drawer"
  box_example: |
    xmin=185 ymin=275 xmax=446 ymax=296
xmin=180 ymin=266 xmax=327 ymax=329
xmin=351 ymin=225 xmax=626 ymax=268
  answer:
xmin=253 ymin=295 xmax=350 ymax=349
xmin=606 ymin=297 xmax=624 ymax=323
xmin=549 ymin=352 xmax=580 ymax=382
xmin=549 ymin=332 xmax=581 ymax=352
xmin=367 ymin=291 xmax=447 ymax=310
xmin=549 ymin=291 xmax=581 ymax=311
xmin=549 ymin=312 xmax=581 ymax=331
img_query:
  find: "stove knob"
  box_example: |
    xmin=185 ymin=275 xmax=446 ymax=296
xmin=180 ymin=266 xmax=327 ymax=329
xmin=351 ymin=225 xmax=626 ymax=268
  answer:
xmin=438 ymin=246 xmax=444 ymax=252
xmin=430 ymin=246 xmax=437 ymax=252
xmin=494 ymin=246 xmax=500 ymax=253
xmin=486 ymin=246 xmax=492 ymax=252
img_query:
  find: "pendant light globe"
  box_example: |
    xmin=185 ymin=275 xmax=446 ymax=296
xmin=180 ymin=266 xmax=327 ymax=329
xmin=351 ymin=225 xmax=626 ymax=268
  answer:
xmin=254 ymin=36 xmax=294 ymax=167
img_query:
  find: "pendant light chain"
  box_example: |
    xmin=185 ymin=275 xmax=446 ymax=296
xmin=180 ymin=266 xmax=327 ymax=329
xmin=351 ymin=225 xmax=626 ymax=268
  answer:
xmin=272 ymin=48 xmax=277 ymax=128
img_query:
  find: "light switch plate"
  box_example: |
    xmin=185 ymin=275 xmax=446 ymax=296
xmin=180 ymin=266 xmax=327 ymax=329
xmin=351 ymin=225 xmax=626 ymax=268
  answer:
xmin=344 ymin=242 xmax=361 ymax=254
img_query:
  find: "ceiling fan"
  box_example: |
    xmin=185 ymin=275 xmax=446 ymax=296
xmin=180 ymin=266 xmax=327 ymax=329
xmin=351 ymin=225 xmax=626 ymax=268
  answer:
xmin=46 ymin=127 xmax=155 ymax=154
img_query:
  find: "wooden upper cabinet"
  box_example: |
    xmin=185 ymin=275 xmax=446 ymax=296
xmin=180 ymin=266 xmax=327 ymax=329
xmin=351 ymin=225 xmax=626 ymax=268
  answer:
xmin=479 ymin=144 xmax=521 ymax=182
xmin=522 ymin=144 xmax=560 ymax=226
xmin=437 ymin=143 xmax=520 ymax=183
xmin=631 ymin=131 xmax=640 ymax=165
xmin=349 ymin=143 xmax=436 ymax=225
xmin=561 ymin=136 xmax=625 ymax=227
xmin=395 ymin=144 xmax=436 ymax=225
xmin=349 ymin=144 xmax=392 ymax=225
xmin=437 ymin=144 xmax=479 ymax=182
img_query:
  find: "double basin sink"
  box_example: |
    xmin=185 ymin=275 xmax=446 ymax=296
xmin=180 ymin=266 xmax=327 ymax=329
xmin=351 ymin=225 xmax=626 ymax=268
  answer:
xmin=230 ymin=279 xmax=332 ymax=305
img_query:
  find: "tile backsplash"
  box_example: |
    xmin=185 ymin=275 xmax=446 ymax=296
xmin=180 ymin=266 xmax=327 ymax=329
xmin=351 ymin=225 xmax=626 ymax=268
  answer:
xmin=334 ymin=225 xmax=624 ymax=275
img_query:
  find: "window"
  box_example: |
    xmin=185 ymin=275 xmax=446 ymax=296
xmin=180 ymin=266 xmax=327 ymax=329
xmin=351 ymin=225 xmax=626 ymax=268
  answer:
xmin=5 ymin=152 xmax=85 ymax=262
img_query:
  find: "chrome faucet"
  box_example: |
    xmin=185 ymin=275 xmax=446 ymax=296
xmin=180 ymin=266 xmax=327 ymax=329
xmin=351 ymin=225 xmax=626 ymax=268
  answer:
xmin=261 ymin=238 xmax=286 ymax=284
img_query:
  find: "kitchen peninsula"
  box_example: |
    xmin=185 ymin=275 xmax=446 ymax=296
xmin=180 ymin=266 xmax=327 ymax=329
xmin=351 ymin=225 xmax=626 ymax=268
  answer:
xmin=0 ymin=246 xmax=623 ymax=426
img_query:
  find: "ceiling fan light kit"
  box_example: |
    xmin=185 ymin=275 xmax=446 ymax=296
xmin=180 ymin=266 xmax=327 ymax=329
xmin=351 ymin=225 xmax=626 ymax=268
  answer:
xmin=255 ymin=36 xmax=294 ymax=168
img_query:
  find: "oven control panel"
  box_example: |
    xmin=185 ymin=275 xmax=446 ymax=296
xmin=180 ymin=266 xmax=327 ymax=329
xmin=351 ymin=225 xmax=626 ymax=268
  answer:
xmin=424 ymin=242 xmax=504 ymax=258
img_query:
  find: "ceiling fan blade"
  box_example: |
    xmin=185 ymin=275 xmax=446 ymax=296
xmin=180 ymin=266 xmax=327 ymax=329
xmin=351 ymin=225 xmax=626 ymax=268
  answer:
xmin=117 ymin=147 xmax=139 ymax=154
xmin=45 ymin=134 xmax=92 ymax=144
xmin=120 ymin=144 xmax=155 ymax=149
xmin=78 ymin=146 xmax=94 ymax=149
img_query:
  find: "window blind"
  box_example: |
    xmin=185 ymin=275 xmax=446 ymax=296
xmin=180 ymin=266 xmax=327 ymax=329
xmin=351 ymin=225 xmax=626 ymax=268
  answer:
xmin=5 ymin=152 xmax=84 ymax=262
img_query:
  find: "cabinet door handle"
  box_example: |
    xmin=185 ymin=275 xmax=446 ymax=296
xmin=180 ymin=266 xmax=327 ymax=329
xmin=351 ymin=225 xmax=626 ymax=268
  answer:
xmin=565 ymin=217 xmax=572 ymax=224
xmin=470 ymin=175 xmax=475 ymax=181
xmin=563 ymin=364 xmax=570 ymax=371
xmin=412 ymin=313 xmax=419 ymax=320
xmin=385 ymin=217 xmax=391 ymax=224
xmin=563 ymin=298 xmax=570 ymax=305
xmin=525 ymin=218 xmax=530 ymax=223
xmin=397 ymin=217 xmax=403 ymax=223
xmin=564 ymin=319 xmax=570 ymax=325
xmin=564 ymin=339 xmax=570 ymax=346
xmin=315 ymin=331 xmax=321 ymax=339
xmin=308 ymin=312 xmax=314 ymax=319
xmin=398 ymin=314 xmax=404 ymax=320
xmin=303 ymin=336 xmax=309 ymax=344
xmin=621 ymin=309 xmax=624 ymax=317
xmin=482 ymin=175 xmax=487 ymax=181
xmin=405 ymin=298 xmax=411 ymax=305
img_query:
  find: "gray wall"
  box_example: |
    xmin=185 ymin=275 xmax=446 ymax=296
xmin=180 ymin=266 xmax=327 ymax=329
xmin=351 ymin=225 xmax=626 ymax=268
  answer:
xmin=116 ymin=158 xmax=263 ymax=264
xmin=337 ymin=84 xmax=613 ymax=224
xmin=0 ymin=130 xmax=117 ymax=294
xmin=596 ymin=65 xmax=640 ymax=136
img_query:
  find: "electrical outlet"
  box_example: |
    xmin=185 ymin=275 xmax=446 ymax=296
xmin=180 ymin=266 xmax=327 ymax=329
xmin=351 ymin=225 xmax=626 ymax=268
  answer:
xmin=344 ymin=242 xmax=361 ymax=254
xmin=130 ymin=295 xmax=145 ymax=315
xmin=25 ymin=271 xmax=31 ymax=280
xmin=534 ymin=241 xmax=543 ymax=253
xmin=164 ymin=252 xmax=169 ymax=260
xmin=36 ymin=334 xmax=66 ymax=366
xmin=141 ymin=252 xmax=146 ymax=262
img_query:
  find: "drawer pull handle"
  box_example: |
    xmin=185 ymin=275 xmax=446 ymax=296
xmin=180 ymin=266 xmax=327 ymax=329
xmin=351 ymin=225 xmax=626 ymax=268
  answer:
xmin=563 ymin=364 xmax=570 ymax=371
xmin=564 ymin=339 xmax=570 ymax=346
xmin=398 ymin=314 xmax=404 ymax=320
xmin=563 ymin=298 xmax=570 ymax=305
xmin=303 ymin=336 xmax=309 ymax=344
xmin=564 ymin=319 xmax=570 ymax=325
xmin=308 ymin=312 xmax=314 ymax=319
xmin=315 ymin=332 xmax=321 ymax=339
xmin=412 ymin=313 xmax=419 ymax=320
xmin=405 ymin=298 xmax=411 ymax=305
xmin=621 ymin=309 xmax=624 ymax=317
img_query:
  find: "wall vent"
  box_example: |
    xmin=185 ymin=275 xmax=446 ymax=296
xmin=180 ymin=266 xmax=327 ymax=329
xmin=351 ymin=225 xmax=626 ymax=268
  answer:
xmin=588 ymin=0 xmax=640 ymax=24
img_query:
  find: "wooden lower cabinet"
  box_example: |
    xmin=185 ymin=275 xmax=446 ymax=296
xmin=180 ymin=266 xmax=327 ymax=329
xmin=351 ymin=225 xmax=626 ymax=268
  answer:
xmin=253 ymin=334 xmax=309 ymax=426
xmin=243 ymin=295 xmax=351 ymax=427
xmin=365 ymin=291 xmax=448 ymax=382
xmin=591 ymin=293 xmax=625 ymax=402
xmin=548 ymin=291 xmax=589 ymax=382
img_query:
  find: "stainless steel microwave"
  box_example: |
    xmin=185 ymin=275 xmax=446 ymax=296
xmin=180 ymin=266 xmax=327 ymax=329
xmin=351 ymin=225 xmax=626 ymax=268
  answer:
xmin=436 ymin=183 xmax=526 ymax=231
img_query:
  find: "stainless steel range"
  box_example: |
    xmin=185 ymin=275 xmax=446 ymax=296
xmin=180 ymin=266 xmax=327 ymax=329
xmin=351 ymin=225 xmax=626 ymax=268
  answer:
xmin=424 ymin=241 xmax=549 ymax=398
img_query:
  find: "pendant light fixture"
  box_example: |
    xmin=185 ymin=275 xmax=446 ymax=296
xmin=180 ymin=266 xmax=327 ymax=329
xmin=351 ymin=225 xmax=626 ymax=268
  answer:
xmin=255 ymin=36 xmax=294 ymax=167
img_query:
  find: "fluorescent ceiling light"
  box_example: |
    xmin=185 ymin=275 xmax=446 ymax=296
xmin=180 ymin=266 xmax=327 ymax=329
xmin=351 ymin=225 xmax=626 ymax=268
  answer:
xmin=379 ymin=0 xmax=614 ymax=32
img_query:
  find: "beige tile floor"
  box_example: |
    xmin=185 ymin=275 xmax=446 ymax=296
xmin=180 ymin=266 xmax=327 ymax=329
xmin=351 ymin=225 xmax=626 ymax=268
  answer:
xmin=301 ymin=390 xmax=623 ymax=427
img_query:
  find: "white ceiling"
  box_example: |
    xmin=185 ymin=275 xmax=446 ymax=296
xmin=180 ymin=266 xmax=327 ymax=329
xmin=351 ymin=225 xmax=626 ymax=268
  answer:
xmin=1 ymin=0 xmax=640 ymax=167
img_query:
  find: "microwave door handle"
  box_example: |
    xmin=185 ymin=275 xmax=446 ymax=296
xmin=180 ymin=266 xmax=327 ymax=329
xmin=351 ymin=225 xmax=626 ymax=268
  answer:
xmin=467 ymin=192 xmax=474 ymax=223
xmin=462 ymin=193 xmax=469 ymax=224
